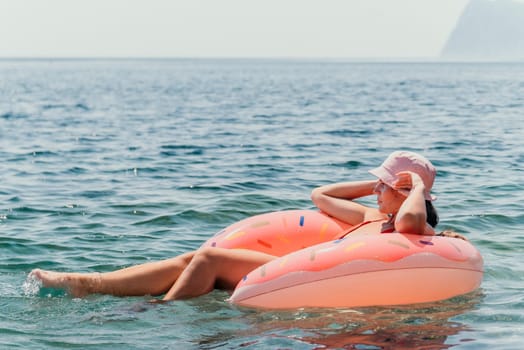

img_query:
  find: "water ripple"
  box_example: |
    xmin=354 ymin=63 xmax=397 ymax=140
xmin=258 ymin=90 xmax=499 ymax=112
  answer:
xmin=1 ymin=59 xmax=523 ymax=349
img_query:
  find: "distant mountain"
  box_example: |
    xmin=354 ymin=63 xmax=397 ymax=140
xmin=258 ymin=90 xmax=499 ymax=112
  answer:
xmin=441 ymin=0 xmax=524 ymax=61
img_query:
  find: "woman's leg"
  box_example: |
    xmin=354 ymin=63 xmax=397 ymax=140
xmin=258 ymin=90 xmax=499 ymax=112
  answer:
xmin=162 ymin=247 xmax=276 ymax=301
xmin=31 ymin=251 xmax=196 ymax=297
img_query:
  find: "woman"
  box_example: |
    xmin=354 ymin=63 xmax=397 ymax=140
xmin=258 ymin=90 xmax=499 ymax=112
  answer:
xmin=311 ymin=150 xmax=439 ymax=237
xmin=31 ymin=151 xmax=458 ymax=301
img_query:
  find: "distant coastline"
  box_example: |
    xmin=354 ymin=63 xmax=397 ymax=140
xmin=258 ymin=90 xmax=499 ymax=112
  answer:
xmin=441 ymin=0 xmax=524 ymax=61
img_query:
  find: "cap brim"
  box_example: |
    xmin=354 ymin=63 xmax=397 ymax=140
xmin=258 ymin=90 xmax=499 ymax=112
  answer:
xmin=369 ymin=166 xmax=397 ymax=188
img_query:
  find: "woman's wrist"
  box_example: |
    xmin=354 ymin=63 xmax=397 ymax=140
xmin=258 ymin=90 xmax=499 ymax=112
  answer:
xmin=408 ymin=183 xmax=426 ymax=197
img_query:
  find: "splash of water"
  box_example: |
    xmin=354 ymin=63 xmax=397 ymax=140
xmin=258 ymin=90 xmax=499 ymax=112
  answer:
xmin=22 ymin=273 xmax=42 ymax=297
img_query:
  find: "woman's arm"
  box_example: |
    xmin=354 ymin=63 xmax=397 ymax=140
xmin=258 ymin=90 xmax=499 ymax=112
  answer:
xmin=311 ymin=180 xmax=379 ymax=225
xmin=393 ymin=172 xmax=430 ymax=234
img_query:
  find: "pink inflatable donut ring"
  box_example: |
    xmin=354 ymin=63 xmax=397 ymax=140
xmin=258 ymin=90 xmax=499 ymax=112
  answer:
xmin=202 ymin=210 xmax=484 ymax=309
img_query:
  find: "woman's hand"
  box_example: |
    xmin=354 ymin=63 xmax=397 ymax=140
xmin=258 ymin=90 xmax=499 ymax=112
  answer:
xmin=393 ymin=171 xmax=425 ymax=193
xmin=438 ymin=230 xmax=469 ymax=241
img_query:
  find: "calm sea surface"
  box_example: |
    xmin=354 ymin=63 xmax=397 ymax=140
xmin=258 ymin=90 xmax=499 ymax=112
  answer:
xmin=0 ymin=59 xmax=523 ymax=349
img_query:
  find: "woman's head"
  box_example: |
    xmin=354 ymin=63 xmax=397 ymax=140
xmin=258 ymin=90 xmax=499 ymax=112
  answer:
xmin=370 ymin=151 xmax=439 ymax=227
xmin=369 ymin=151 xmax=436 ymax=201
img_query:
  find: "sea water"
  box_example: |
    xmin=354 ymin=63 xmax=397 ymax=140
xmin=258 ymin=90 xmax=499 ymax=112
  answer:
xmin=0 ymin=59 xmax=523 ymax=349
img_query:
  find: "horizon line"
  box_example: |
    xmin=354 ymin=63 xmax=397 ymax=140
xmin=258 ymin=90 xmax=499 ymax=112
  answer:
xmin=1 ymin=56 xmax=523 ymax=63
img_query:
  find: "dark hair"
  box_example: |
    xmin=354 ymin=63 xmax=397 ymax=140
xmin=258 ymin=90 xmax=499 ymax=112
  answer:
xmin=425 ymin=200 xmax=439 ymax=228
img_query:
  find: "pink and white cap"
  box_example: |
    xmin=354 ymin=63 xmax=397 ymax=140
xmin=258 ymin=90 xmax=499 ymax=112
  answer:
xmin=369 ymin=151 xmax=437 ymax=201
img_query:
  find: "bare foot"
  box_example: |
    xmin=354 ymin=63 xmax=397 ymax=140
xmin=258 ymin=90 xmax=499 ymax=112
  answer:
xmin=30 ymin=269 xmax=96 ymax=297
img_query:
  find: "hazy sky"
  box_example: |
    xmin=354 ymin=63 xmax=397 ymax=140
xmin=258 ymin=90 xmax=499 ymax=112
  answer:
xmin=1 ymin=0 xmax=470 ymax=58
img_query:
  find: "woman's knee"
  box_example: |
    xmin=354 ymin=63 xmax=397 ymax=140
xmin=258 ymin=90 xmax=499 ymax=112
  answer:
xmin=190 ymin=248 xmax=237 ymax=273
xmin=196 ymin=247 xmax=230 ymax=258
xmin=161 ymin=251 xmax=196 ymax=269
xmin=179 ymin=251 xmax=198 ymax=264
xmin=191 ymin=247 xmax=218 ymax=266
